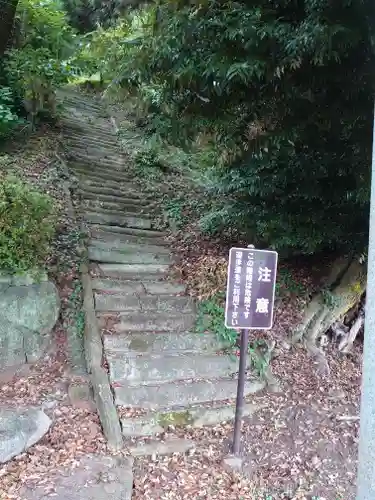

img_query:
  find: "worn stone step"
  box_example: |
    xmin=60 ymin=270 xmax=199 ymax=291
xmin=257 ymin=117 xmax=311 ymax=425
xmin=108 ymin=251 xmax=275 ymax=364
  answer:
xmin=68 ymin=137 xmax=118 ymax=149
xmin=82 ymin=191 xmax=147 ymax=206
xmin=88 ymin=246 xmax=172 ymax=265
xmin=103 ymin=332 xmax=225 ymax=356
xmin=74 ymin=168 xmax=131 ymax=185
xmin=92 ymin=263 xmax=169 ymax=280
xmin=79 ymin=184 xmax=144 ymax=199
xmin=89 ymin=225 xmax=166 ymax=240
xmin=129 ymin=438 xmax=194 ymax=457
xmin=84 ymin=212 xmax=152 ymax=229
xmin=100 ymin=312 xmax=196 ymax=333
xmin=92 ymin=278 xmax=185 ymax=296
xmin=71 ymin=154 xmax=125 ymax=167
xmin=107 ymin=352 xmax=237 ymax=385
xmin=69 ymin=143 xmax=119 ymax=155
xmin=63 ymin=122 xmax=113 ymax=136
xmin=70 ymin=152 xmax=125 ymax=165
xmin=95 ymin=293 xmax=193 ymax=314
xmin=84 ymin=199 xmax=152 ymax=214
xmin=89 ymin=238 xmax=171 ymax=257
xmin=71 ymin=160 xmax=127 ymax=175
xmin=84 ymin=205 xmax=152 ymax=219
xmin=114 ymin=378 xmax=265 ymax=409
xmin=121 ymin=402 xmax=259 ymax=437
xmin=90 ymin=228 xmax=165 ymax=247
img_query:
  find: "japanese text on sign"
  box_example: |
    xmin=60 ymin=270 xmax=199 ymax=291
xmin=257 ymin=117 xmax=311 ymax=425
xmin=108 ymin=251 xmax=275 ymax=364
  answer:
xmin=225 ymin=247 xmax=278 ymax=330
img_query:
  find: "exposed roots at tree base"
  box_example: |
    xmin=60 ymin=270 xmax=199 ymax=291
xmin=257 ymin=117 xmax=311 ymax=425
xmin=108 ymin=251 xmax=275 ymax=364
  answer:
xmin=292 ymin=255 xmax=366 ymax=374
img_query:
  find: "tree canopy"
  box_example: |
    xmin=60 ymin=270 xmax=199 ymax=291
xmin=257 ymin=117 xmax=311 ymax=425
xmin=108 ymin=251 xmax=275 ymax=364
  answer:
xmin=112 ymin=0 xmax=374 ymax=256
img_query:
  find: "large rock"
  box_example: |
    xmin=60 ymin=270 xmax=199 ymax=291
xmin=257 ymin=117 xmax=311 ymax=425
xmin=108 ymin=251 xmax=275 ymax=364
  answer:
xmin=0 ymin=273 xmax=60 ymax=368
xmin=0 ymin=407 xmax=52 ymax=463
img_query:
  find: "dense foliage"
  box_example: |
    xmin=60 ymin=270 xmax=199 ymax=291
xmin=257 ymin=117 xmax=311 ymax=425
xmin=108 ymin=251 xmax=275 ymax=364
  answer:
xmin=107 ymin=0 xmax=374 ymax=256
xmin=0 ymin=0 xmax=77 ymax=135
xmin=0 ymin=177 xmax=56 ymax=274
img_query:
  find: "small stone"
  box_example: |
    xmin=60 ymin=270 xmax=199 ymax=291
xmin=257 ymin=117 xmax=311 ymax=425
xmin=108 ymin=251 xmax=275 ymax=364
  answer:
xmin=68 ymin=382 xmax=96 ymax=411
xmin=0 ymin=407 xmax=52 ymax=463
xmin=129 ymin=438 xmax=195 ymax=457
xmin=223 ymin=455 xmax=243 ymax=472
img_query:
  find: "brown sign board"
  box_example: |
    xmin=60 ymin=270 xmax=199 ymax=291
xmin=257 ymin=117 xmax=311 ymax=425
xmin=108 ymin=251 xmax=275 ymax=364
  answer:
xmin=225 ymin=247 xmax=278 ymax=330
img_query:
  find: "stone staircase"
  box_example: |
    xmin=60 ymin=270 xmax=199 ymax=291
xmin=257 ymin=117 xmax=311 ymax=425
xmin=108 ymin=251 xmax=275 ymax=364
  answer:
xmin=58 ymin=88 xmax=264 ymax=443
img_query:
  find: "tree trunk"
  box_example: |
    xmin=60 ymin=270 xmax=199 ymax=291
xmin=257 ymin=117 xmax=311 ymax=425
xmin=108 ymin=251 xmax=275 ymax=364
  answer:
xmin=292 ymin=256 xmax=366 ymax=374
xmin=0 ymin=0 xmax=19 ymax=55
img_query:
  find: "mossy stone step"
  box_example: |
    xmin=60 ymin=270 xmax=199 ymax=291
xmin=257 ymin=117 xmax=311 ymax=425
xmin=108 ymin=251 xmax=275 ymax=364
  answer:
xmin=107 ymin=352 xmax=237 ymax=385
xmin=95 ymin=293 xmax=192 ymax=313
xmin=92 ymin=278 xmax=185 ymax=296
xmin=74 ymin=169 xmax=131 ymax=185
xmin=84 ymin=212 xmax=152 ymax=229
xmin=121 ymin=402 xmax=259 ymax=437
xmin=99 ymin=312 xmax=196 ymax=333
xmin=92 ymin=263 xmax=169 ymax=280
xmin=68 ymin=136 xmax=118 ymax=148
xmin=88 ymin=238 xmax=171 ymax=256
xmin=79 ymin=183 xmax=145 ymax=199
xmin=88 ymin=246 xmax=172 ymax=265
xmin=88 ymin=226 xmax=165 ymax=245
xmin=89 ymin=225 xmax=166 ymax=240
xmin=113 ymin=378 xmax=265 ymax=409
xmin=103 ymin=332 xmax=226 ymax=356
xmin=83 ymin=199 xmax=152 ymax=214
xmin=82 ymin=192 xmax=147 ymax=206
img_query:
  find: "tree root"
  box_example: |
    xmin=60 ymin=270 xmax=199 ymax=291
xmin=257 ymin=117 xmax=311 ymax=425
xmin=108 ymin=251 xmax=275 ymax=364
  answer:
xmin=292 ymin=255 xmax=366 ymax=372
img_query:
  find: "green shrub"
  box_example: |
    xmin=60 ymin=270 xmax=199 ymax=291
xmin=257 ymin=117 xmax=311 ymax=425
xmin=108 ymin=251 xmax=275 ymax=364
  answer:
xmin=0 ymin=177 xmax=56 ymax=274
xmin=0 ymin=87 xmax=20 ymax=140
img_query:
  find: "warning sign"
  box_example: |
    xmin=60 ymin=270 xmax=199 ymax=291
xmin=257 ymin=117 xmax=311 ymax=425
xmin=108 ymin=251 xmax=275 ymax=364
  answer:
xmin=224 ymin=247 xmax=278 ymax=330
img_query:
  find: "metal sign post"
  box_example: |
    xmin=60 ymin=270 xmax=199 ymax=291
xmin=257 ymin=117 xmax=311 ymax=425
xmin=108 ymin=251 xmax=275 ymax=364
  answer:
xmin=224 ymin=245 xmax=278 ymax=456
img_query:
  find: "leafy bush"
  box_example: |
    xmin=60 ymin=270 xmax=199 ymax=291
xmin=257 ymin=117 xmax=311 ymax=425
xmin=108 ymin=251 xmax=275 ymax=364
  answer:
xmin=0 ymin=87 xmax=20 ymax=140
xmin=0 ymin=177 xmax=56 ymax=274
xmin=116 ymin=0 xmax=374 ymax=256
xmin=4 ymin=0 xmax=78 ymax=122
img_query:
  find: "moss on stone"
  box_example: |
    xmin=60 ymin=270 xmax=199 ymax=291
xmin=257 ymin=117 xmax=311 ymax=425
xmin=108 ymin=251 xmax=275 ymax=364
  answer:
xmin=157 ymin=410 xmax=195 ymax=428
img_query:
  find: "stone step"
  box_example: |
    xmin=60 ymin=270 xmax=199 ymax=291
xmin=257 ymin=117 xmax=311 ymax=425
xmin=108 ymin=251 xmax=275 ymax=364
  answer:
xmin=83 ymin=212 xmax=152 ymax=229
xmin=68 ymin=137 xmax=118 ymax=149
xmin=63 ymin=126 xmax=115 ymax=141
xmin=63 ymin=122 xmax=113 ymax=136
xmin=60 ymin=98 xmax=102 ymax=111
xmin=99 ymin=312 xmax=196 ymax=333
xmin=90 ymin=229 xmax=166 ymax=247
xmin=95 ymin=293 xmax=193 ymax=314
xmin=79 ymin=184 xmax=144 ymax=199
xmin=70 ymin=157 xmax=127 ymax=172
xmin=92 ymin=263 xmax=169 ymax=280
xmin=107 ymin=352 xmax=237 ymax=385
xmin=84 ymin=205 xmax=152 ymax=219
xmin=69 ymin=140 xmax=118 ymax=151
xmin=113 ymin=378 xmax=265 ymax=409
xmin=82 ymin=192 xmax=147 ymax=206
xmin=88 ymin=246 xmax=172 ymax=265
xmin=88 ymin=238 xmax=171 ymax=257
xmin=129 ymin=438 xmax=194 ymax=457
xmin=70 ymin=153 xmax=125 ymax=166
xmin=89 ymin=225 xmax=166 ymax=240
xmin=92 ymin=278 xmax=185 ymax=296
xmin=121 ymin=402 xmax=259 ymax=437
xmin=83 ymin=199 xmax=152 ymax=214
xmin=72 ymin=157 xmax=126 ymax=171
xmin=62 ymin=117 xmax=111 ymax=130
xmin=103 ymin=332 xmax=226 ymax=356
xmin=74 ymin=169 xmax=132 ymax=185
